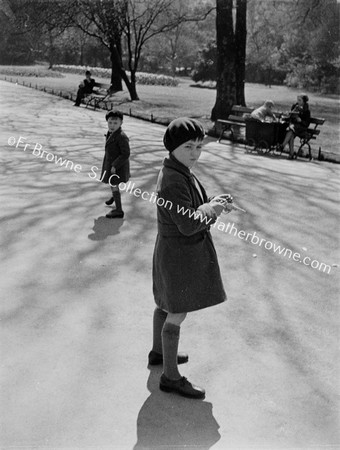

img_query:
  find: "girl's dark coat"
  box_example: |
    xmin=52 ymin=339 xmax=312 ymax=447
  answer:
xmin=152 ymin=155 xmax=226 ymax=313
xmin=101 ymin=128 xmax=130 ymax=184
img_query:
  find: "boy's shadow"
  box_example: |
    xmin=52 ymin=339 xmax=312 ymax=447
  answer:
xmin=133 ymin=368 xmax=220 ymax=450
xmin=88 ymin=216 xmax=124 ymax=241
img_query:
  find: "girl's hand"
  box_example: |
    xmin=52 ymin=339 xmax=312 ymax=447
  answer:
xmin=218 ymin=194 xmax=234 ymax=214
xmin=218 ymin=194 xmax=233 ymax=202
xmin=218 ymin=193 xmax=247 ymax=213
xmin=209 ymin=196 xmax=228 ymax=216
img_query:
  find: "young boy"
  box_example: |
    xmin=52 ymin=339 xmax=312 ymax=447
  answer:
xmin=250 ymin=100 xmax=277 ymax=122
xmin=101 ymin=110 xmax=130 ymax=218
xmin=150 ymin=117 xmax=236 ymax=399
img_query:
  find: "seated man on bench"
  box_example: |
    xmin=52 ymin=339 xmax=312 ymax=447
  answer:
xmin=74 ymin=70 xmax=96 ymax=107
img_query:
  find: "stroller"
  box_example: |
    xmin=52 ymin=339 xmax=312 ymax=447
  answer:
xmin=245 ymin=117 xmax=286 ymax=155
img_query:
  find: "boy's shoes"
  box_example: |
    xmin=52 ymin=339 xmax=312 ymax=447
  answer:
xmin=148 ymin=350 xmax=188 ymax=366
xmin=159 ymin=374 xmax=205 ymax=399
xmin=73 ymin=103 xmax=80 ymax=107
xmin=106 ymin=210 xmax=124 ymax=219
xmin=105 ymin=197 xmax=115 ymax=206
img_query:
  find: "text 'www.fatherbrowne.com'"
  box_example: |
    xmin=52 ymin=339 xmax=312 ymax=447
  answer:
xmin=176 ymin=204 xmax=332 ymax=274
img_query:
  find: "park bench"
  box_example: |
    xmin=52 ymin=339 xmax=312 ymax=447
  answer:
xmin=294 ymin=117 xmax=325 ymax=160
xmin=83 ymin=83 xmax=114 ymax=110
xmin=218 ymin=106 xmax=325 ymax=160
xmin=217 ymin=105 xmax=253 ymax=142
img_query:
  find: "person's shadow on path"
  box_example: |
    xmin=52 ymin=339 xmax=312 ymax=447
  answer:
xmin=88 ymin=216 xmax=124 ymax=241
xmin=134 ymin=368 xmax=221 ymax=450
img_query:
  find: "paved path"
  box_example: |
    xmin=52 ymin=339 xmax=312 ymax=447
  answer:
xmin=0 ymin=81 xmax=339 ymax=450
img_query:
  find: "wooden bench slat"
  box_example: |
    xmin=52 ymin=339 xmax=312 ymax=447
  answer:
xmin=217 ymin=118 xmax=246 ymax=127
xmin=309 ymin=117 xmax=325 ymax=125
xmin=306 ymin=128 xmax=320 ymax=136
xmin=232 ymin=105 xmax=253 ymax=114
xmin=227 ymin=115 xmax=247 ymax=122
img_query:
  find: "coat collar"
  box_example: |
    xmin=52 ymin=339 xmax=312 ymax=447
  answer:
xmin=163 ymin=154 xmax=205 ymax=197
xmin=162 ymin=154 xmax=208 ymax=203
xmin=106 ymin=127 xmax=121 ymax=143
xmin=164 ymin=154 xmax=191 ymax=179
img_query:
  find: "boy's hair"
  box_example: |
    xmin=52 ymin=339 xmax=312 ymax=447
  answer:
xmin=106 ymin=110 xmax=124 ymax=121
xmin=85 ymin=70 xmax=91 ymax=76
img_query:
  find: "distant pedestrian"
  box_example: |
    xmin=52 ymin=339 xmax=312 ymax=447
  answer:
xmin=101 ymin=110 xmax=130 ymax=219
xmin=150 ymin=117 xmax=235 ymax=399
xmin=74 ymin=70 xmax=95 ymax=107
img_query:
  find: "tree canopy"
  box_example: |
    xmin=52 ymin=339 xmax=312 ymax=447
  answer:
xmin=0 ymin=0 xmax=338 ymax=105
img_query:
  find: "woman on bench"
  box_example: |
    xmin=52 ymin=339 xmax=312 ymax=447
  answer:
xmin=279 ymin=94 xmax=311 ymax=159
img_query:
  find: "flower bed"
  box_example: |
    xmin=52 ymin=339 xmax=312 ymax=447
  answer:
xmin=53 ymin=65 xmax=178 ymax=87
xmin=0 ymin=66 xmax=64 ymax=78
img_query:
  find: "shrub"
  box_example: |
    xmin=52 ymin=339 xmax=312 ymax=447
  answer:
xmin=191 ymin=41 xmax=217 ymax=83
xmin=285 ymin=62 xmax=340 ymax=94
xmin=53 ymin=65 xmax=178 ymax=87
xmin=0 ymin=66 xmax=64 ymax=78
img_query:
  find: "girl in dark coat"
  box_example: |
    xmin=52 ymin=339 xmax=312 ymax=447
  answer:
xmin=150 ymin=117 xmax=236 ymax=399
xmin=101 ymin=110 xmax=130 ymax=218
xmin=280 ymin=94 xmax=311 ymax=159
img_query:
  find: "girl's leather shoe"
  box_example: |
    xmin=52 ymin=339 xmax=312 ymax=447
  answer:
xmin=159 ymin=374 xmax=205 ymax=399
xmin=106 ymin=210 xmax=124 ymax=218
xmin=148 ymin=350 xmax=188 ymax=366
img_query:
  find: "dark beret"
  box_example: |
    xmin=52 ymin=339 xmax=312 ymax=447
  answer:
xmin=163 ymin=117 xmax=205 ymax=152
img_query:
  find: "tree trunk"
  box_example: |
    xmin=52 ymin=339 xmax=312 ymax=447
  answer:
xmin=121 ymin=69 xmax=139 ymax=100
xmin=235 ymin=0 xmax=247 ymax=106
xmin=211 ymin=0 xmax=237 ymax=121
xmin=79 ymin=43 xmax=84 ymax=66
xmin=48 ymin=31 xmax=54 ymax=69
xmin=109 ymin=40 xmax=139 ymax=100
xmin=110 ymin=42 xmax=123 ymax=91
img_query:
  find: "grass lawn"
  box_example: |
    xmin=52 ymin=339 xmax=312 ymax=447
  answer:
xmin=1 ymin=65 xmax=339 ymax=157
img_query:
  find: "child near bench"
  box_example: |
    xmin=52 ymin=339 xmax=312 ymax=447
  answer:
xmin=250 ymin=100 xmax=277 ymax=123
xmin=100 ymin=110 xmax=130 ymax=219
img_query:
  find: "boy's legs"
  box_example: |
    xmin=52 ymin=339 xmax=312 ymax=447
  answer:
xmin=106 ymin=185 xmax=124 ymax=218
xmin=105 ymin=185 xmax=116 ymax=206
